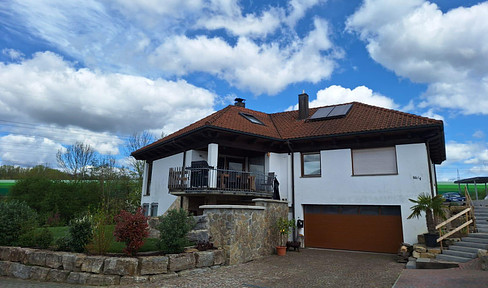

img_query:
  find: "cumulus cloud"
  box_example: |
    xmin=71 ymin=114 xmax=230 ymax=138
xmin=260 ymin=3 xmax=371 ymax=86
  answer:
xmin=473 ymin=130 xmax=485 ymax=139
xmin=151 ymin=18 xmax=338 ymax=95
xmin=0 ymin=134 xmax=64 ymax=167
xmin=0 ymin=51 xmax=216 ymax=135
xmin=346 ymin=0 xmax=488 ymax=115
xmin=0 ymin=51 xmax=217 ymax=165
xmin=443 ymin=141 xmax=488 ymax=166
xmin=288 ymin=85 xmax=398 ymax=110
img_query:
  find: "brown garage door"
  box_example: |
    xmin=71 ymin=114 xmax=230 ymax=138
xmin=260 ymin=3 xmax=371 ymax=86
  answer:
xmin=304 ymin=205 xmax=403 ymax=253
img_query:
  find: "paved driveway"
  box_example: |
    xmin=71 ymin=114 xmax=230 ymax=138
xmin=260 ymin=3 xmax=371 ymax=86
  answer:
xmin=123 ymin=248 xmax=404 ymax=288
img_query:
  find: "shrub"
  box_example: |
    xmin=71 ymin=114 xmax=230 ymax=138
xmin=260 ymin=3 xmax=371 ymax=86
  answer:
xmin=157 ymin=209 xmax=195 ymax=254
xmin=0 ymin=200 xmax=38 ymax=246
xmin=86 ymin=204 xmax=113 ymax=255
xmin=17 ymin=228 xmax=53 ymax=249
xmin=114 ymin=208 xmax=149 ymax=256
xmin=55 ymin=236 xmax=71 ymax=251
xmin=68 ymin=215 xmax=93 ymax=252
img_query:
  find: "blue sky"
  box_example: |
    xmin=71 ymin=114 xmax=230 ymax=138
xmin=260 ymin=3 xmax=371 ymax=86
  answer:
xmin=0 ymin=0 xmax=487 ymax=181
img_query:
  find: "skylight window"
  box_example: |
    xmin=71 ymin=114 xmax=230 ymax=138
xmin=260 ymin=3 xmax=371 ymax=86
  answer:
xmin=239 ymin=112 xmax=264 ymax=125
xmin=309 ymin=104 xmax=352 ymax=121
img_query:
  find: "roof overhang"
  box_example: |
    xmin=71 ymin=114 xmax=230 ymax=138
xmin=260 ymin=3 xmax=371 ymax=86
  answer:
xmin=132 ymin=124 xmax=446 ymax=164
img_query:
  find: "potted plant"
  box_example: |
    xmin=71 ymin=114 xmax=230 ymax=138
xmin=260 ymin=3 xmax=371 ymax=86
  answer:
xmin=407 ymin=193 xmax=446 ymax=247
xmin=275 ymin=217 xmax=295 ymax=256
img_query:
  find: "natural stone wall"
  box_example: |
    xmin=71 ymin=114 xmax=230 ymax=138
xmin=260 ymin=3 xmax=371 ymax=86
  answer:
xmin=0 ymin=246 xmax=223 ymax=286
xmin=202 ymin=199 xmax=288 ymax=265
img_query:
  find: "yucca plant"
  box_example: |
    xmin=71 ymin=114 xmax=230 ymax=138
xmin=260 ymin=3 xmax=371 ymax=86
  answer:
xmin=407 ymin=193 xmax=446 ymax=234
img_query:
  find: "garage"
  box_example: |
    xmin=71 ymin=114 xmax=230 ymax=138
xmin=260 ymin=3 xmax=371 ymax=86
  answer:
xmin=303 ymin=205 xmax=403 ymax=253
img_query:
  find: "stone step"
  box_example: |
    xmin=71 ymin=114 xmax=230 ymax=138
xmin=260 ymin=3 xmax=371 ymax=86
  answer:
xmin=462 ymin=236 xmax=488 ymax=244
xmin=449 ymin=245 xmax=481 ymax=254
xmin=455 ymin=241 xmax=488 ymax=249
xmin=436 ymin=254 xmax=472 ymax=263
xmin=442 ymin=249 xmax=477 ymax=259
xmin=478 ymin=227 xmax=488 ymax=233
xmin=470 ymin=232 xmax=488 ymax=239
xmin=475 ymin=216 xmax=488 ymax=221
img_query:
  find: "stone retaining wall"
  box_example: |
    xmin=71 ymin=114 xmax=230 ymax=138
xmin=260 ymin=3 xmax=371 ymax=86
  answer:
xmin=0 ymin=246 xmax=224 ymax=285
xmin=201 ymin=199 xmax=288 ymax=265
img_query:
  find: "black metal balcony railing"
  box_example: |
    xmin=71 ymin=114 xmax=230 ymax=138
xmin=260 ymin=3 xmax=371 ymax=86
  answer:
xmin=168 ymin=167 xmax=274 ymax=197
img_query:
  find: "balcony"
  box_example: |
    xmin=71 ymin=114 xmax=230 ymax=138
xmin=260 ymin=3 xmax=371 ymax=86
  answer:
xmin=168 ymin=167 xmax=275 ymax=198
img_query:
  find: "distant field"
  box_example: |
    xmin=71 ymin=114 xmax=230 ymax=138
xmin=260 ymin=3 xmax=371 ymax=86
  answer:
xmin=438 ymin=182 xmax=487 ymax=199
xmin=0 ymin=180 xmax=15 ymax=197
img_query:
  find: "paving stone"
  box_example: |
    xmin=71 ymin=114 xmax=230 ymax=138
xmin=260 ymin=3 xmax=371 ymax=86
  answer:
xmin=149 ymin=272 xmax=178 ymax=282
xmin=178 ymin=267 xmax=210 ymax=276
xmin=86 ymin=274 xmax=120 ymax=286
xmin=406 ymin=260 xmax=416 ymax=269
xmin=120 ymin=275 xmax=149 ymax=285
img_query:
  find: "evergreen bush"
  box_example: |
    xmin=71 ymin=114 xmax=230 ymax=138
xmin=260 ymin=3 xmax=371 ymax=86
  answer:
xmin=157 ymin=209 xmax=195 ymax=254
xmin=0 ymin=200 xmax=38 ymax=246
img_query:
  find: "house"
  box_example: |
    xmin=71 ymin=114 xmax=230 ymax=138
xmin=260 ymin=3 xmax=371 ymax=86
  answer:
xmin=132 ymin=93 xmax=446 ymax=253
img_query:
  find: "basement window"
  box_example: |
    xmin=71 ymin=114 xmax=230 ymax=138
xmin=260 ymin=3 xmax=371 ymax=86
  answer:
xmin=239 ymin=112 xmax=265 ymax=125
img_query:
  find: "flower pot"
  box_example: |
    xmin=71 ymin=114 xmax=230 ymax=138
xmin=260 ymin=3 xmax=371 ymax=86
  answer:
xmin=276 ymin=246 xmax=287 ymax=256
xmin=424 ymin=233 xmax=439 ymax=247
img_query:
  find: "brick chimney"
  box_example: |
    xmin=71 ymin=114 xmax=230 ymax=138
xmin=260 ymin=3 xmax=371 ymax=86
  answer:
xmin=234 ymin=98 xmax=245 ymax=108
xmin=298 ymin=92 xmax=309 ymax=120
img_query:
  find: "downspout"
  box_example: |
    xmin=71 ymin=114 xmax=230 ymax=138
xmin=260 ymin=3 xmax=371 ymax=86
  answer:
xmin=287 ymin=140 xmax=296 ymax=240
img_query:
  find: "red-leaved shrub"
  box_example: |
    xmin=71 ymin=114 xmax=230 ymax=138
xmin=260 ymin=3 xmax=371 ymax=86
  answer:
xmin=113 ymin=208 xmax=149 ymax=256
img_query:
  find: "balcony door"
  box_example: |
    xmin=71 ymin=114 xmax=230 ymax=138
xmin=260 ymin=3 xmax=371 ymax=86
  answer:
xmin=218 ymin=156 xmax=245 ymax=172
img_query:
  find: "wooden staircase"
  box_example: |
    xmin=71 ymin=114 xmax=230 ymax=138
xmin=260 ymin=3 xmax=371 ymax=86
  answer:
xmin=436 ymin=205 xmax=488 ymax=263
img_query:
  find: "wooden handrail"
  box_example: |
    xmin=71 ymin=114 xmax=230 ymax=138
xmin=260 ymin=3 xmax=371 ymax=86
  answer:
xmin=437 ymin=220 xmax=472 ymax=242
xmin=435 ymin=207 xmax=471 ymax=230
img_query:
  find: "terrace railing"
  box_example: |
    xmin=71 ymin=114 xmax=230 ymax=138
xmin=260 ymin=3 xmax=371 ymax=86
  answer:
xmin=168 ymin=167 xmax=274 ymax=197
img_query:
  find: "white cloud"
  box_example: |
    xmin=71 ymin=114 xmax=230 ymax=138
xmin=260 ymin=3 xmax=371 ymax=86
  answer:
xmin=443 ymin=141 xmax=488 ymax=166
xmin=473 ymin=130 xmax=485 ymax=139
xmin=0 ymin=134 xmax=64 ymax=167
xmin=151 ymin=18 xmax=338 ymax=95
xmin=288 ymin=85 xmax=398 ymax=110
xmin=346 ymin=0 xmax=488 ymax=115
xmin=421 ymin=109 xmax=444 ymax=122
xmin=2 ymin=48 xmax=24 ymax=61
xmin=0 ymin=51 xmax=216 ymax=135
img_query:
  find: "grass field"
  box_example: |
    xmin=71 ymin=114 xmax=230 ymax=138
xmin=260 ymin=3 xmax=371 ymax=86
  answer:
xmin=43 ymin=225 xmax=159 ymax=254
xmin=438 ymin=182 xmax=487 ymax=199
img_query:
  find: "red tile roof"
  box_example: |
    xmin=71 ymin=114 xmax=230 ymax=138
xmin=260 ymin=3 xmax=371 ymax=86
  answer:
xmin=134 ymin=102 xmax=443 ymax=154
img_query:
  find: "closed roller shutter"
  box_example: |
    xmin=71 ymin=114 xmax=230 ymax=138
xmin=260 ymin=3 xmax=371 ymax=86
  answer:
xmin=304 ymin=205 xmax=403 ymax=253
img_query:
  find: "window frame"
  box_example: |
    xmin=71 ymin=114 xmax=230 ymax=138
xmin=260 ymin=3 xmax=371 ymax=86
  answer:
xmin=351 ymin=147 xmax=398 ymax=176
xmin=301 ymin=152 xmax=321 ymax=177
xmin=145 ymin=161 xmax=153 ymax=196
xmin=239 ymin=112 xmax=265 ymax=125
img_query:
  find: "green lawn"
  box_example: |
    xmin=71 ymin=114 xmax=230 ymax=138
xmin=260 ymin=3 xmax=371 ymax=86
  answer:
xmin=438 ymin=182 xmax=487 ymax=199
xmin=43 ymin=225 xmax=159 ymax=254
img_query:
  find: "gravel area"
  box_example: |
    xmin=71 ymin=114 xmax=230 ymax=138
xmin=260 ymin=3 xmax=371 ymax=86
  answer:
xmin=120 ymin=248 xmax=404 ymax=288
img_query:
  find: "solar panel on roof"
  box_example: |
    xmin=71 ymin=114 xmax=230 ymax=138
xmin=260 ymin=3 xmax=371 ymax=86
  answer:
xmin=327 ymin=104 xmax=352 ymax=117
xmin=309 ymin=104 xmax=352 ymax=120
xmin=309 ymin=106 xmax=334 ymax=120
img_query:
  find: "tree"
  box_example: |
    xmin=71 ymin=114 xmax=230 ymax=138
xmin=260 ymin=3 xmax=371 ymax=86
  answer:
xmin=407 ymin=193 xmax=446 ymax=234
xmin=124 ymin=131 xmax=155 ymax=180
xmin=56 ymin=142 xmax=96 ymax=179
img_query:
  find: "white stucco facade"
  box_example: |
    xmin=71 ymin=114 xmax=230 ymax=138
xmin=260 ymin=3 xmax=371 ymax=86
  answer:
xmin=265 ymin=143 xmax=431 ymax=245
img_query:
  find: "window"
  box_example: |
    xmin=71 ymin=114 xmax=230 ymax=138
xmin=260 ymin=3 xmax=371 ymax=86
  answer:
xmin=352 ymin=147 xmax=398 ymax=176
xmin=145 ymin=161 xmax=153 ymax=196
xmin=239 ymin=112 xmax=265 ymax=125
xmin=150 ymin=203 xmax=158 ymax=217
xmin=301 ymin=152 xmax=321 ymax=177
xmin=142 ymin=203 xmax=149 ymax=217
